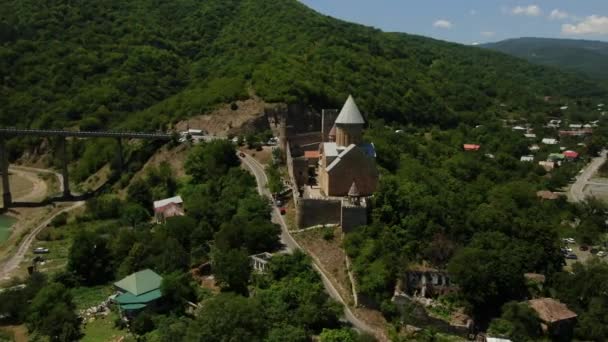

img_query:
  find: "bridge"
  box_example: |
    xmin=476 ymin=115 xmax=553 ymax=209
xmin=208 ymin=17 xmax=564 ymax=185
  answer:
xmin=0 ymin=128 xmax=175 ymax=209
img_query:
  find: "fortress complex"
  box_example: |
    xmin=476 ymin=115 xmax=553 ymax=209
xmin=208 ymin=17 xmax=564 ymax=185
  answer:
xmin=278 ymin=95 xmax=379 ymax=231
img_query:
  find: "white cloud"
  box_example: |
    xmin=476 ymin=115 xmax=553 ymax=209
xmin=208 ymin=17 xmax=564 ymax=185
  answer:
xmin=562 ymin=15 xmax=608 ymax=35
xmin=433 ymin=19 xmax=453 ymax=29
xmin=481 ymin=31 xmax=496 ymax=37
xmin=549 ymin=9 xmax=569 ymax=20
xmin=511 ymin=5 xmax=542 ymax=17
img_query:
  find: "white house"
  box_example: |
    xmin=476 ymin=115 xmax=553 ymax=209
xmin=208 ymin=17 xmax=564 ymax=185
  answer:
xmin=542 ymin=138 xmax=558 ymax=145
xmin=520 ymin=156 xmax=534 ymax=162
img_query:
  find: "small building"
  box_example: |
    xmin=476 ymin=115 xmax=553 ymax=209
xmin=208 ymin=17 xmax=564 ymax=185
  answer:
xmin=512 ymin=126 xmax=526 ymax=131
xmin=524 ymin=133 xmax=537 ymax=139
xmin=153 ymin=195 xmax=184 ymax=223
xmin=542 ymin=138 xmax=558 ymax=145
xmin=568 ymin=124 xmax=583 ymax=129
xmin=520 ymin=155 xmax=534 ymax=162
xmin=539 ymin=161 xmax=556 ymax=172
xmin=114 ymin=269 xmax=163 ymax=318
xmin=547 ymin=120 xmax=562 ymax=128
xmin=563 ymin=151 xmax=579 ymax=160
xmin=559 ymin=129 xmax=593 ymax=137
xmin=529 ymin=144 xmax=540 ymax=152
xmin=537 ymin=191 xmax=560 ymax=201
xmin=463 ymin=144 xmax=481 ymax=151
xmin=528 ymin=298 xmax=577 ymax=338
xmin=304 ymin=150 xmax=320 ymax=167
xmin=250 ymin=252 xmax=273 ymax=273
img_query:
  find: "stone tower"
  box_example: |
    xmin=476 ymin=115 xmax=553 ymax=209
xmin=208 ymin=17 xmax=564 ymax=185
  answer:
xmin=335 ymin=95 xmax=365 ymax=147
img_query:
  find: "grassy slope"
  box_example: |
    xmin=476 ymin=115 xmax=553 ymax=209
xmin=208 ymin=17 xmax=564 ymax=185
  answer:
xmin=1 ymin=0 xmax=606 ymax=132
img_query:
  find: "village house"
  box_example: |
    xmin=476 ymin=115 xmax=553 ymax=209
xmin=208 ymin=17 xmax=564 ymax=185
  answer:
xmin=539 ymin=161 xmax=556 ymax=172
xmin=463 ymin=144 xmax=481 ymax=152
xmin=541 ymin=138 xmax=558 ymax=145
xmin=529 ymin=144 xmax=540 ymax=152
xmin=528 ymin=298 xmax=577 ymax=339
xmin=520 ymin=155 xmax=534 ymax=162
xmin=524 ymin=133 xmax=537 ymax=139
xmin=153 ymin=195 xmax=184 ymax=223
xmin=563 ymin=150 xmax=579 ymax=160
xmin=113 ymin=269 xmax=163 ymax=318
xmin=537 ymin=191 xmax=561 ymax=201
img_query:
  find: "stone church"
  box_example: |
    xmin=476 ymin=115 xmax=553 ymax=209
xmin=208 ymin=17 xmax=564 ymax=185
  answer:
xmin=318 ymin=95 xmax=378 ymax=197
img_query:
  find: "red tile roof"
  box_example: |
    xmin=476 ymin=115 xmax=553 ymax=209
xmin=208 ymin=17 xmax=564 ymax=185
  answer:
xmin=563 ymin=151 xmax=579 ymax=159
xmin=304 ymin=151 xmax=320 ymax=159
xmin=463 ymin=144 xmax=481 ymax=151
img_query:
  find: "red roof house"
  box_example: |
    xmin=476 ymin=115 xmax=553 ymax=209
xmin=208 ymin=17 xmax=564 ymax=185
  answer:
xmin=463 ymin=144 xmax=481 ymax=151
xmin=563 ymin=151 xmax=579 ymax=159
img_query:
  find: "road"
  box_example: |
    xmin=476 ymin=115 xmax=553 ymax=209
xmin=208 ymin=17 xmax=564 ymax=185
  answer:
xmin=0 ymin=166 xmax=83 ymax=280
xmin=239 ymin=153 xmax=381 ymax=339
xmin=569 ymin=150 xmax=607 ymax=203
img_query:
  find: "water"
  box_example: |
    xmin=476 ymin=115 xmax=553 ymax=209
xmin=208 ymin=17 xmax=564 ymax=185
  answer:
xmin=0 ymin=215 xmax=17 ymax=243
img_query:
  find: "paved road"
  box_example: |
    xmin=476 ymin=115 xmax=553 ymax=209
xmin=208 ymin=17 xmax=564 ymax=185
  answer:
xmin=239 ymin=153 xmax=381 ymax=339
xmin=569 ymin=150 xmax=607 ymax=203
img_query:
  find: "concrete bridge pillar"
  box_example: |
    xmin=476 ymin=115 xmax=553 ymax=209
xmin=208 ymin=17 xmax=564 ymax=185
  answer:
xmin=116 ymin=138 xmax=124 ymax=171
xmin=58 ymin=137 xmax=71 ymax=198
xmin=0 ymin=139 xmax=11 ymax=208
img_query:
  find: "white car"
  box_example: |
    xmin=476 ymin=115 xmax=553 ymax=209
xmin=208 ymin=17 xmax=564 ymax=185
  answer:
xmin=597 ymin=251 xmax=606 ymax=257
xmin=33 ymin=247 xmax=49 ymax=254
xmin=564 ymin=238 xmax=575 ymax=244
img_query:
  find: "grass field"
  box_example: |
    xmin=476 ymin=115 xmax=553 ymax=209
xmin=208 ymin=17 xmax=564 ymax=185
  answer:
xmin=72 ymin=285 xmax=115 ymax=311
xmin=81 ymin=311 xmax=126 ymax=342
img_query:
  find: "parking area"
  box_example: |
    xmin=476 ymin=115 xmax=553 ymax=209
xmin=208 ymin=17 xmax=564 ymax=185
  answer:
xmin=562 ymin=238 xmax=607 ymax=269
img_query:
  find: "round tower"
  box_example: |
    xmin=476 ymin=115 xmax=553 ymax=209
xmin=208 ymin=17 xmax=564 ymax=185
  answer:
xmin=334 ymin=95 xmax=365 ymax=147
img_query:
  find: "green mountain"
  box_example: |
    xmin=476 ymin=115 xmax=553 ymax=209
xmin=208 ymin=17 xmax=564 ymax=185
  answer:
xmin=1 ymin=1 xmax=606 ymax=132
xmin=482 ymin=37 xmax=608 ymax=80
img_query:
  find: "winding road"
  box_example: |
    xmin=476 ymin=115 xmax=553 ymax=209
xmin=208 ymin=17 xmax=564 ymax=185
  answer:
xmin=569 ymin=150 xmax=607 ymax=203
xmin=239 ymin=153 xmax=381 ymax=339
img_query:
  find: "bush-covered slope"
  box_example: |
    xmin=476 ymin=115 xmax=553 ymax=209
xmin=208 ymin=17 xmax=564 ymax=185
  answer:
xmin=482 ymin=37 xmax=608 ymax=80
xmin=1 ymin=0 xmax=606 ymax=131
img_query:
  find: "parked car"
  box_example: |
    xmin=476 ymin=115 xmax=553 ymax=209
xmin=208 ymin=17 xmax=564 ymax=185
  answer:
xmin=275 ymin=199 xmax=283 ymax=207
xmin=239 ymin=152 xmax=245 ymax=157
xmin=597 ymin=251 xmax=606 ymax=257
xmin=33 ymin=247 xmax=49 ymax=254
xmin=280 ymin=207 xmax=286 ymax=215
xmin=565 ymin=253 xmax=578 ymax=260
xmin=564 ymin=238 xmax=576 ymax=244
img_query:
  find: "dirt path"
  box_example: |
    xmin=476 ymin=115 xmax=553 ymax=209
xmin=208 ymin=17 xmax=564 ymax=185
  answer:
xmin=0 ymin=201 xmax=84 ymax=281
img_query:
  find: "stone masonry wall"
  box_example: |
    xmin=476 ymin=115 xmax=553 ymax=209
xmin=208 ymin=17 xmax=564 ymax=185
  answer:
xmin=296 ymin=198 xmax=341 ymax=228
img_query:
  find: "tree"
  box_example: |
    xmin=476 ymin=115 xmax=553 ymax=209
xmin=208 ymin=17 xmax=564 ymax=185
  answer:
xmin=161 ymin=272 xmax=197 ymax=313
xmin=185 ymin=140 xmax=240 ymax=183
xmin=211 ymin=248 xmax=251 ymax=295
xmin=67 ymin=231 xmax=113 ymax=285
xmin=185 ymin=294 xmax=266 ymax=342
xmin=127 ymin=178 xmax=153 ymax=210
xmin=266 ymin=325 xmax=308 ymax=342
xmin=120 ymin=202 xmax=150 ymax=228
xmin=319 ymin=328 xmax=358 ymax=342
xmin=488 ymin=302 xmax=541 ymax=341
xmin=27 ymin=283 xmax=80 ymax=342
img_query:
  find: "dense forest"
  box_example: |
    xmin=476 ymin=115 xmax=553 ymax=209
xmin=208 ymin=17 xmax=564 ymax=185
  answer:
xmin=1 ymin=0 xmax=606 ymax=134
xmin=482 ymin=38 xmax=608 ymax=81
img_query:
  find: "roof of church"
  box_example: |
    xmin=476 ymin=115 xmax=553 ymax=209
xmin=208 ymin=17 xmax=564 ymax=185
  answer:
xmin=327 ymin=144 xmax=357 ymax=171
xmin=335 ymin=95 xmax=365 ymax=125
xmin=322 ymin=142 xmax=339 ymax=157
xmin=348 ymin=181 xmax=360 ymax=197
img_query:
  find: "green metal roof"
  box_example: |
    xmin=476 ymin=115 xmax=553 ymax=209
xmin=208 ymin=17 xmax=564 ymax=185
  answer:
xmin=115 ymin=289 xmax=162 ymax=305
xmin=120 ymin=303 xmax=147 ymax=311
xmin=114 ymin=269 xmax=162 ymax=296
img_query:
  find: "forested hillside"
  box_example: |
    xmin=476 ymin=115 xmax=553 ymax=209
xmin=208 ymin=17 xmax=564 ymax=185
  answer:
xmin=483 ymin=37 xmax=608 ymax=80
xmin=1 ymin=0 xmax=606 ymax=132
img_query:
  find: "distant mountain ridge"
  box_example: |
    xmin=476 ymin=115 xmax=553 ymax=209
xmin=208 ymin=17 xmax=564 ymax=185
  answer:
xmin=482 ymin=37 xmax=608 ymax=80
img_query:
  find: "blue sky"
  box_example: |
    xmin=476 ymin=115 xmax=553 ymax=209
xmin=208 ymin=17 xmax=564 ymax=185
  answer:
xmin=298 ymin=1 xmax=608 ymax=44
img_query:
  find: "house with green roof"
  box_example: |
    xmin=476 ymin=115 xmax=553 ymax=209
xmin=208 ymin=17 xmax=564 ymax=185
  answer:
xmin=113 ymin=269 xmax=163 ymax=316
